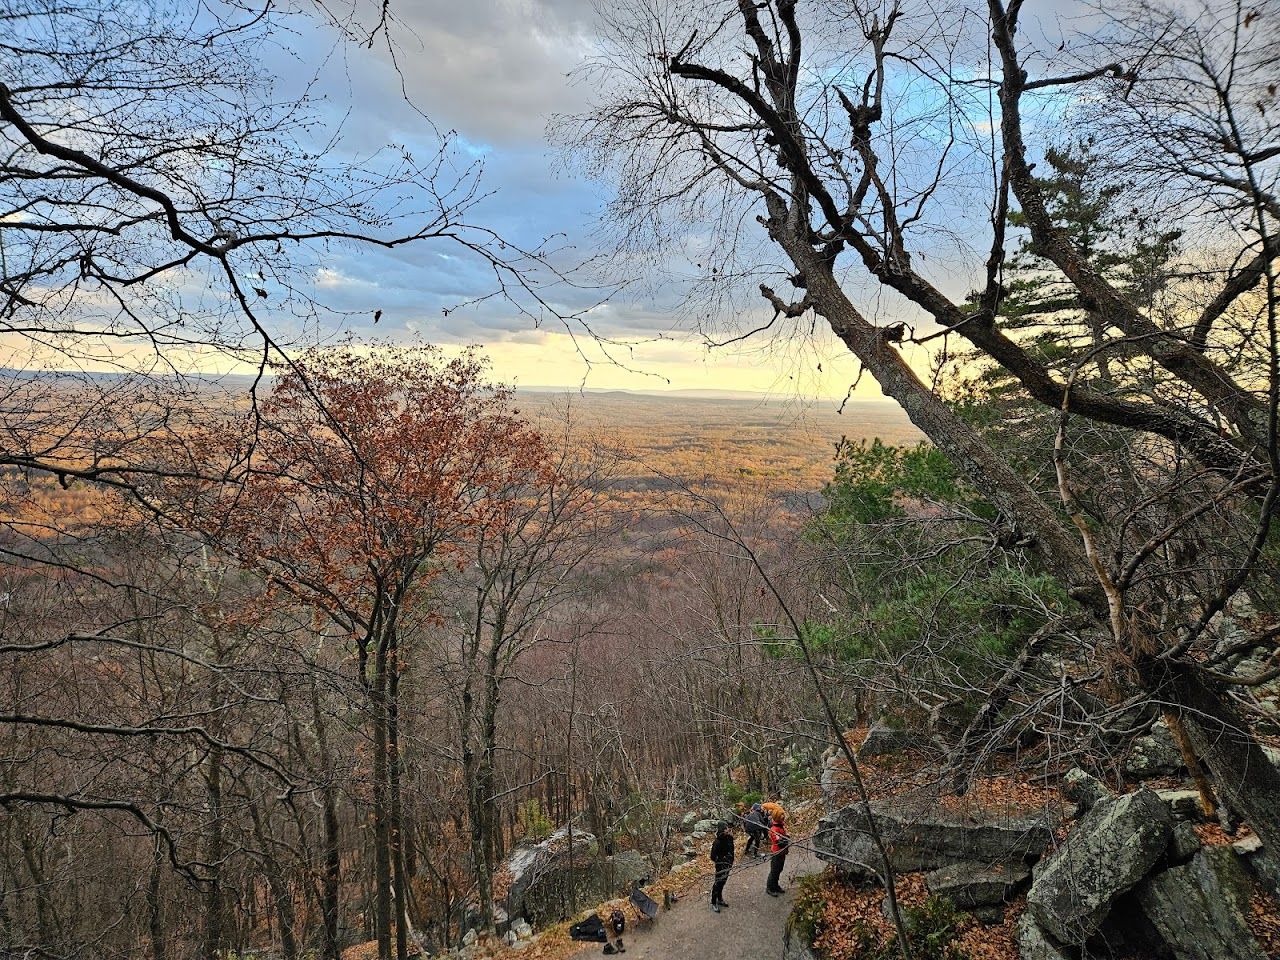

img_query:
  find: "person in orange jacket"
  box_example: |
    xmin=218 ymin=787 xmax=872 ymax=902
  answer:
xmin=765 ymin=810 xmax=790 ymax=896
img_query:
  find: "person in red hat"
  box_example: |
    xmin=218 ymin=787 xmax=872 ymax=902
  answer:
xmin=765 ymin=810 xmax=790 ymax=896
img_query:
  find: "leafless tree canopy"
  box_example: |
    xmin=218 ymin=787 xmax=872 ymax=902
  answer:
xmin=568 ymin=0 xmax=1280 ymax=860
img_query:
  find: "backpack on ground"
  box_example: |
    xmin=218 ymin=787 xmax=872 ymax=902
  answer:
xmin=569 ymin=915 xmax=607 ymax=943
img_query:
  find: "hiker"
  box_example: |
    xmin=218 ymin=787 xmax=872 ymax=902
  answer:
xmin=765 ymin=810 xmax=789 ymax=897
xmin=709 ymin=821 xmax=735 ymax=912
xmin=742 ymin=802 xmax=768 ymax=858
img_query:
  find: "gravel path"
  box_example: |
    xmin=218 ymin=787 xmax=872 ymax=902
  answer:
xmin=568 ymin=846 xmax=820 ymax=960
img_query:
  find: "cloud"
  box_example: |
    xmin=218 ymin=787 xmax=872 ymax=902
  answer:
xmin=358 ymin=0 xmax=599 ymax=147
xmin=314 ymin=267 xmax=378 ymax=290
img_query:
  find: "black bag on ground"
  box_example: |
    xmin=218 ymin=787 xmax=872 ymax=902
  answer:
xmin=569 ymin=915 xmax=607 ymax=943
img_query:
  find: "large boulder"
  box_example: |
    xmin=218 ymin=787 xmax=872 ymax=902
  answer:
xmin=782 ymin=927 xmax=821 ymax=960
xmin=1026 ymin=787 xmax=1172 ymax=944
xmin=1015 ymin=915 xmax=1075 ymax=960
xmin=1234 ymin=834 xmax=1280 ymax=893
xmin=1155 ymin=789 xmax=1207 ymax=822
xmin=820 ymin=747 xmax=846 ymax=807
xmin=813 ymin=800 xmax=1053 ymax=879
xmin=1062 ymin=768 xmax=1111 ymax=818
xmin=1131 ymin=845 xmax=1267 ymax=960
xmin=501 ymin=828 xmax=647 ymax=924
xmin=859 ymin=721 xmax=913 ymax=758
xmin=601 ymin=850 xmax=651 ymax=891
xmin=1168 ymin=822 xmax=1202 ymax=863
xmin=925 ymin=860 xmax=1030 ymax=912
xmin=1123 ymin=720 xmax=1184 ymax=780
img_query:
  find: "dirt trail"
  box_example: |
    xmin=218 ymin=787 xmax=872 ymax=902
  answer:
xmin=568 ymin=846 xmax=820 ymax=960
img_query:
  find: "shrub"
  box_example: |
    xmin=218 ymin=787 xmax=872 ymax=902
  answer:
xmin=787 ymin=874 xmax=828 ymax=949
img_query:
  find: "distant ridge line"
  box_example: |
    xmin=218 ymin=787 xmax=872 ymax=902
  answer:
xmin=0 ymin=369 xmax=896 ymax=407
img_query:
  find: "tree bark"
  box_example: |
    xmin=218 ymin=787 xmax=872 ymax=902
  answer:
xmin=148 ymin=837 xmax=166 ymax=960
xmin=200 ymin=741 xmax=225 ymax=960
xmin=389 ymin=634 xmax=410 ymax=960
xmin=311 ymin=681 xmax=342 ymax=960
xmin=780 ymin=232 xmax=1104 ymax=607
xmin=1161 ymin=659 xmax=1280 ymax=890
xmin=371 ymin=638 xmax=393 ymax=960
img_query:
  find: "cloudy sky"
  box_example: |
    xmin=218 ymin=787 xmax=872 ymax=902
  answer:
xmin=275 ymin=0 xmax=938 ymax=400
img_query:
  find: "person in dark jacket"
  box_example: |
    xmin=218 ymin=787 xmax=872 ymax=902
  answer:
xmin=766 ymin=811 xmax=789 ymax=896
xmin=743 ymin=802 xmax=768 ymax=858
xmin=709 ymin=821 xmax=735 ymax=912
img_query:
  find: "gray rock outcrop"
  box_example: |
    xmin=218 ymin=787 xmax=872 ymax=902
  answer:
xmin=814 ymin=800 xmax=1054 ymax=879
xmin=1123 ymin=720 xmax=1184 ymax=780
xmin=782 ymin=926 xmax=821 ymax=960
xmin=1234 ymin=833 xmax=1280 ymax=892
xmin=1132 ymin=845 xmax=1267 ymax=960
xmin=1062 ymin=768 xmax=1111 ymax=817
xmin=1026 ymin=787 xmax=1172 ymax=943
xmin=1155 ymin=789 xmax=1207 ymax=822
xmin=1168 ymin=822 xmax=1202 ymax=863
xmin=925 ymin=860 xmax=1030 ymax=912
xmin=501 ymin=829 xmax=650 ymax=924
xmin=1015 ymin=914 xmax=1075 ymax=960
xmin=859 ymin=721 xmax=913 ymax=758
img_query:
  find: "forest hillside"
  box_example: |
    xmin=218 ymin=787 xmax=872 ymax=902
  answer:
xmin=3 ymin=0 xmax=1280 ymax=958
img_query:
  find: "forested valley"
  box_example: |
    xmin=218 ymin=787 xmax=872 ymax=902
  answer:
xmin=2 ymin=0 xmax=1279 ymax=959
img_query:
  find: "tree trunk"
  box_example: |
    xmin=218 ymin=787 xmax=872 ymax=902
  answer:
xmin=311 ymin=682 xmax=342 ymax=960
xmin=371 ymin=640 xmax=393 ymax=960
xmin=148 ymin=836 xmax=166 ymax=960
xmin=389 ymin=636 xmax=410 ymax=960
xmin=777 ymin=227 xmax=1105 ymax=610
xmin=1162 ymin=660 xmax=1280 ymax=891
xmin=201 ymin=741 xmax=225 ymax=960
xmin=249 ymin=803 xmax=299 ymax=960
xmin=19 ymin=824 xmax=54 ymax=948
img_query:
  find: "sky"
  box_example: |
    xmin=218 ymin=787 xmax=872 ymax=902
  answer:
xmin=259 ymin=0 xmax=936 ymax=402
xmin=3 ymin=0 xmax=1108 ymax=401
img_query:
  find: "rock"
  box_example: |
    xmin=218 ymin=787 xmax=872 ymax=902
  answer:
xmin=1132 ymin=845 xmax=1267 ymax=960
xmin=500 ymin=827 xmax=643 ymax=924
xmin=1123 ymin=720 xmax=1185 ymax=780
xmin=691 ymin=830 xmax=707 ymax=840
xmin=1062 ymin=768 xmax=1112 ymax=817
xmin=859 ymin=721 xmax=912 ymax=758
xmin=504 ymin=930 xmax=518 ymax=946
xmin=462 ymin=929 xmax=477 ymax=947
xmin=1168 ymin=822 xmax=1202 ymax=863
xmin=814 ymin=800 xmax=1054 ymax=879
xmin=512 ymin=918 xmax=533 ymax=940
xmin=692 ymin=818 xmax=718 ymax=834
xmin=492 ymin=906 xmax=509 ymax=927
xmin=783 ymin=925 xmax=821 ymax=960
xmin=680 ymin=812 xmax=698 ymax=830
xmin=925 ymin=860 xmax=1030 ymax=911
xmin=1233 ymin=834 xmax=1280 ymax=893
xmin=1015 ymin=915 xmax=1075 ymax=960
xmin=1156 ymin=789 xmax=1207 ymax=822
xmin=602 ymin=850 xmax=651 ymax=891
xmin=819 ymin=747 xmax=846 ymax=808
xmin=1027 ymin=787 xmax=1172 ymax=944
xmin=1265 ymin=744 xmax=1280 ymax=773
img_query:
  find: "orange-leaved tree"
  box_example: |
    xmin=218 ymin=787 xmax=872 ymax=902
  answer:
xmin=176 ymin=346 xmax=549 ymax=960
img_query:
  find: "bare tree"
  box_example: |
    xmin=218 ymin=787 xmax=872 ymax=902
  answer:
xmin=569 ymin=0 xmax=1280 ymax=858
xmin=434 ymin=436 xmax=620 ymax=927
